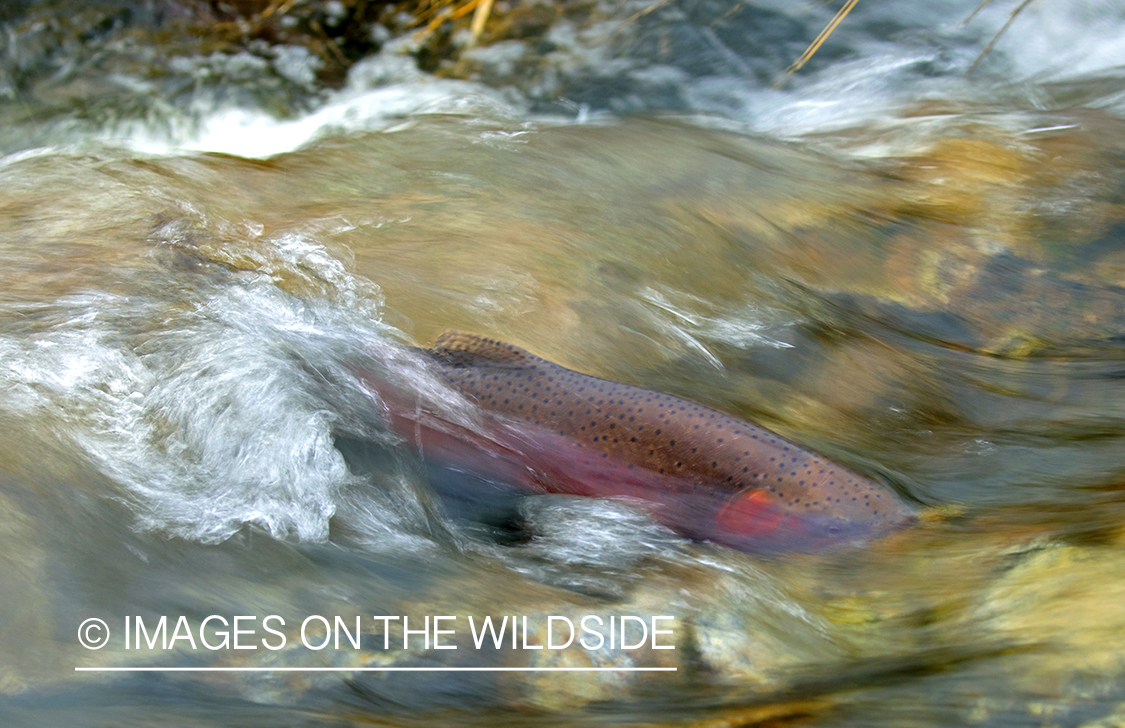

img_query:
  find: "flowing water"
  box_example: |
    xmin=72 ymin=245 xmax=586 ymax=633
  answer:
xmin=2 ymin=1 xmax=1125 ymax=726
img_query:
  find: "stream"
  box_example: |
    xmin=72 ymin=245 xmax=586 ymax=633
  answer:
xmin=2 ymin=1 xmax=1125 ymax=726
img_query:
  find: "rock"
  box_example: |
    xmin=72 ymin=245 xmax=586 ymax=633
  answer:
xmin=972 ymin=542 xmax=1125 ymax=695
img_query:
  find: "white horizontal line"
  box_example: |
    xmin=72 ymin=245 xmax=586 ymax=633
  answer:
xmin=1024 ymin=124 xmax=1078 ymax=134
xmin=75 ymin=666 xmax=676 ymax=672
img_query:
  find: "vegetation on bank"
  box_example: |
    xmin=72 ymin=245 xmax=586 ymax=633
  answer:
xmin=182 ymin=0 xmax=1035 ymax=85
xmin=0 ymin=0 xmax=1041 ymax=111
xmin=173 ymin=0 xmax=590 ymax=85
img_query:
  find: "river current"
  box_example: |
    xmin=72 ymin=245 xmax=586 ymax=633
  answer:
xmin=2 ymin=1 xmax=1125 ymax=726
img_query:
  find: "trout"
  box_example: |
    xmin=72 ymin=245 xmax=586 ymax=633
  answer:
xmin=365 ymin=332 xmax=914 ymax=552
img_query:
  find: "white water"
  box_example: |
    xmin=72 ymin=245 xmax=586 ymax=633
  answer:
xmin=0 ymin=219 xmax=439 ymax=546
xmin=115 ymin=53 xmax=528 ymax=158
xmin=88 ymin=0 xmax=1125 ymax=160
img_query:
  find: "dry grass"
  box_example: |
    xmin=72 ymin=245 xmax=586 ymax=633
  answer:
xmin=403 ymin=0 xmax=497 ymax=44
xmin=966 ymin=0 xmax=1040 ymax=75
xmin=192 ymin=0 xmax=1044 ymax=84
xmin=778 ymin=0 xmax=1043 ymax=80
xmin=784 ymin=0 xmax=860 ymax=76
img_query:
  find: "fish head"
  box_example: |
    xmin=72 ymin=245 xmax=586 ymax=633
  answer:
xmin=711 ymin=476 xmax=915 ymax=552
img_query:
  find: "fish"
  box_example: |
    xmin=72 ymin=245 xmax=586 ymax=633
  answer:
xmin=362 ymin=332 xmax=914 ymax=552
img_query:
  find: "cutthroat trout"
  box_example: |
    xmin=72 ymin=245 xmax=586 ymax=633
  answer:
xmin=366 ymin=332 xmax=914 ymax=552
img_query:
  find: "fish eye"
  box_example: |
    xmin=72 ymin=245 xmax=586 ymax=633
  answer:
xmin=814 ymin=517 xmax=855 ymax=538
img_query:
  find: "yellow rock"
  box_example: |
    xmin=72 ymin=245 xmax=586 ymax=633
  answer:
xmin=974 ymin=543 xmax=1125 ymax=684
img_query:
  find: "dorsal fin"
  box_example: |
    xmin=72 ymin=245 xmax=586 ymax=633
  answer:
xmin=429 ymin=332 xmax=539 ymax=368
